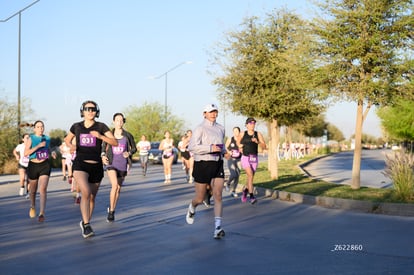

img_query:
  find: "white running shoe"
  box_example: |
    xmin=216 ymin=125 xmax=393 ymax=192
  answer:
xmin=19 ymin=187 xmax=24 ymax=196
xmin=214 ymin=227 xmax=225 ymax=239
xmin=186 ymin=204 xmax=195 ymax=224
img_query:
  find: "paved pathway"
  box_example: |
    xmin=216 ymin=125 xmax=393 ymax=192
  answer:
xmin=302 ymin=149 xmax=393 ymax=188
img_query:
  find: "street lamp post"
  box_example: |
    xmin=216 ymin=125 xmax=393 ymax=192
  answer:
xmin=1 ymin=0 xmax=40 ymax=141
xmin=154 ymin=61 xmax=192 ymax=119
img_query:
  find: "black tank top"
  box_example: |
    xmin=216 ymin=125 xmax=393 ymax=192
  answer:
xmin=240 ymin=131 xmax=258 ymax=156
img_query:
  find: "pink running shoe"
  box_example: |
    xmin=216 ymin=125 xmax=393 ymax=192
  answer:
xmin=241 ymin=189 xmax=248 ymax=203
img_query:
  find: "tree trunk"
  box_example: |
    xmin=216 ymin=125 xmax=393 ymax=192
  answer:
xmin=268 ymin=119 xmax=279 ymax=179
xmin=351 ymin=100 xmax=364 ymax=189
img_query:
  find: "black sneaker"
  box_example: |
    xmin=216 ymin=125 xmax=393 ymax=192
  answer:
xmin=80 ymin=221 xmax=95 ymax=238
xmin=107 ymin=209 xmax=115 ymax=222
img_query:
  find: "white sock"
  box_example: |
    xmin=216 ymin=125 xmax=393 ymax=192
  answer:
xmin=189 ymin=203 xmax=195 ymax=213
xmin=215 ymin=217 xmax=222 ymax=229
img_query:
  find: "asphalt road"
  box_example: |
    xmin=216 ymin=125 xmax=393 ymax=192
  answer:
xmin=302 ymin=149 xmax=393 ymax=188
xmin=1 ymin=160 xmax=414 ymax=274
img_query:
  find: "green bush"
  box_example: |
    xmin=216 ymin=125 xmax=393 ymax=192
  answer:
xmin=383 ymin=150 xmax=414 ymax=202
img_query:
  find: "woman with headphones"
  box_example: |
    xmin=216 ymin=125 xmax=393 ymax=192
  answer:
xmin=101 ymin=113 xmax=137 ymax=222
xmin=64 ymin=100 xmax=117 ymax=239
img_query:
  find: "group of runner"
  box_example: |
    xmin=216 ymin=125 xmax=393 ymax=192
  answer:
xmin=13 ymin=101 xmax=266 ymax=239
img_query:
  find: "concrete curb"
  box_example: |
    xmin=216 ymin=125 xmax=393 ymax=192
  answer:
xmin=250 ymin=186 xmax=414 ymax=217
xmin=298 ymin=153 xmax=331 ymax=178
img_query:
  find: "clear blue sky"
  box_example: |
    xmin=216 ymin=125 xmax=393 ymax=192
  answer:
xmin=0 ymin=0 xmax=381 ymax=139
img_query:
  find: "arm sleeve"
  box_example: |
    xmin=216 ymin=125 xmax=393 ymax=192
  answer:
xmin=188 ymin=126 xmax=210 ymax=155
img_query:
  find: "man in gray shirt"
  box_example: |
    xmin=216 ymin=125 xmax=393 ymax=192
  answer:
xmin=185 ymin=103 xmax=229 ymax=239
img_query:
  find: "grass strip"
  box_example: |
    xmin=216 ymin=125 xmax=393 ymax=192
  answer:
xmin=240 ymin=154 xmax=413 ymax=204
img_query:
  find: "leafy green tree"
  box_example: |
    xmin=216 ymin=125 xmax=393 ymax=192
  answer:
xmin=327 ymin=123 xmax=345 ymax=142
xmin=212 ymin=10 xmax=326 ymax=179
xmin=313 ymin=0 xmax=413 ymax=189
xmin=0 ymin=98 xmax=18 ymax=170
xmin=49 ymin=128 xmax=67 ymax=148
xmin=0 ymin=97 xmax=36 ymax=172
xmin=299 ymin=114 xmax=327 ymax=140
xmin=122 ymin=102 xmax=186 ymax=145
xmin=295 ymin=114 xmax=345 ymax=142
xmin=377 ymin=99 xmax=414 ymax=141
xmin=361 ymin=133 xmax=378 ymax=145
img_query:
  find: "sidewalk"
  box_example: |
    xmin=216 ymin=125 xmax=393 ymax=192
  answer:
xmin=0 ymin=169 xmax=62 ymax=185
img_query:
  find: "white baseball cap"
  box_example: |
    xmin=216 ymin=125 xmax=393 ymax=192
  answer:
xmin=203 ymin=103 xmax=218 ymax=113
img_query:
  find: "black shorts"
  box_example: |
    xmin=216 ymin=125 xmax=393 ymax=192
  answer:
xmin=106 ymin=166 xmax=128 ymax=179
xmin=27 ymin=161 xmax=51 ymax=180
xmin=18 ymin=164 xmax=28 ymax=170
xmin=181 ymin=151 xmax=191 ymax=160
xmin=192 ymin=160 xmax=224 ymax=184
xmin=73 ymin=159 xmax=104 ymax=183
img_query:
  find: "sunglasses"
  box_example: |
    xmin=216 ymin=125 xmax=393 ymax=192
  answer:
xmin=248 ymin=121 xmax=256 ymax=124
xmin=83 ymin=107 xmax=97 ymax=112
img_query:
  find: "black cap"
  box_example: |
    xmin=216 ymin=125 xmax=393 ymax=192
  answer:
xmin=246 ymin=117 xmax=256 ymax=124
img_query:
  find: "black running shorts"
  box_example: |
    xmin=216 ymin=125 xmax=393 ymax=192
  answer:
xmin=73 ymin=159 xmax=104 ymax=183
xmin=27 ymin=160 xmax=51 ymax=180
xmin=192 ymin=160 xmax=224 ymax=184
xmin=106 ymin=166 xmax=128 ymax=179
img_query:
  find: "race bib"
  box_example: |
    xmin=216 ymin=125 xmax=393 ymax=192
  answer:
xmin=36 ymin=149 xmax=49 ymax=160
xmin=231 ymin=149 xmax=241 ymax=158
xmin=248 ymin=154 xmax=257 ymax=164
xmin=112 ymin=144 xmax=126 ymax=155
xmin=80 ymin=133 xmax=97 ymax=147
